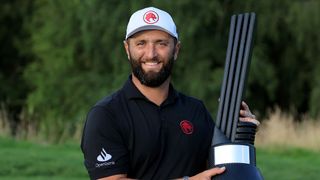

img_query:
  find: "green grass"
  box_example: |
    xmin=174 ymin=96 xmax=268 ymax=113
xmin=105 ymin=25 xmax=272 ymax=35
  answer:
xmin=257 ymin=146 xmax=320 ymax=179
xmin=0 ymin=137 xmax=88 ymax=180
xmin=0 ymin=137 xmax=319 ymax=179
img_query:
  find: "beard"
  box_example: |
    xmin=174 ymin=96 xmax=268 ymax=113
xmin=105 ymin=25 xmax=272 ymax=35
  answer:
xmin=129 ymin=52 xmax=175 ymax=87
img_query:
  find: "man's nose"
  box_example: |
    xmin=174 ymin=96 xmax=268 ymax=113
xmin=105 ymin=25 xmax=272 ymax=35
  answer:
xmin=145 ymin=44 xmax=157 ymax=59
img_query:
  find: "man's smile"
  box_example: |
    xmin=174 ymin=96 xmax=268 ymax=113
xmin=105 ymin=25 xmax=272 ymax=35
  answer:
xmin=142 ymin=61 xmax=162 ymax=70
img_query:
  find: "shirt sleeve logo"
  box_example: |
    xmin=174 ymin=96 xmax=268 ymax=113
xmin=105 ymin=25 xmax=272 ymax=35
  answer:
xmin=180 ymin=120 xmax=194 ymax=134
xmin=97 ymin=148 xmax=112 ymax=162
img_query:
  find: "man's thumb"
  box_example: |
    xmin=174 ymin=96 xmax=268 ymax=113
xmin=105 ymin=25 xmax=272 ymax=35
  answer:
xmin=207 ymin=166 xmax=226 ymax=176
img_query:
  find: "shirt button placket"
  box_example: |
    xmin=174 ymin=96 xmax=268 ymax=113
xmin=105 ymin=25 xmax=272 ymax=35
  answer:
xmin=158 ymin=107 xmax=166 ymax=129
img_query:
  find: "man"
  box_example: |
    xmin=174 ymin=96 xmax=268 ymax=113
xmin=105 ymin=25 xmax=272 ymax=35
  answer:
xmin=81 ymin=7 xmax=259 ymax=180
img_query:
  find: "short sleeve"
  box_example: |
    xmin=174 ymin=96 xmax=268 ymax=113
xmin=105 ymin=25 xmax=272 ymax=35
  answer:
xmin=81 ymin=106 xmax=129 ymax=179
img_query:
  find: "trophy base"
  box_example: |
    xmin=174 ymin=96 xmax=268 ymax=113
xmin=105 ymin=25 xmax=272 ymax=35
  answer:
xmin=212 ymin=163 xmax=263 ymax=180
xmin=209 ymin=143 xmax=263 ymax=180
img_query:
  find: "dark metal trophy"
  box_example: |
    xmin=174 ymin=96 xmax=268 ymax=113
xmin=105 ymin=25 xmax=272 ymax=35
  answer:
xmin=208 ymin=13 xmax=264 ymax=180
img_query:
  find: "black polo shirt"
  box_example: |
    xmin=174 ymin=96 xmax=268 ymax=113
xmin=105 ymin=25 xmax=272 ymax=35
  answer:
xmin=81 ymin=76 xmax=214 ymax=180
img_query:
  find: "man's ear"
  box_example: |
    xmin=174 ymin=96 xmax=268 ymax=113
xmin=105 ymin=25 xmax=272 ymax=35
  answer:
xmin=123 ymin=40 xmax=130 ymax=60
xmin=174 ymin=41 xmax=181 ymax=60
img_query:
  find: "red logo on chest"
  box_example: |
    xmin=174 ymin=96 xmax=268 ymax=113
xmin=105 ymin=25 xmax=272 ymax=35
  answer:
xmin=180 ymin=120 xmax=193 ymax=135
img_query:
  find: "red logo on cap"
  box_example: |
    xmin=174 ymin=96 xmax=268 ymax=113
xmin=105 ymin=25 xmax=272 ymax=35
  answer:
xmin=180 ymin=120 xmax=193 ymax=135
xmin=143 ymin=10 xmax=159 ymax=24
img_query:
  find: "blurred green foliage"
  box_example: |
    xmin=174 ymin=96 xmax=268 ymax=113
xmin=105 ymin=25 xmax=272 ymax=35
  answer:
xmin=1 ymin=0 xmax=320 ymax=141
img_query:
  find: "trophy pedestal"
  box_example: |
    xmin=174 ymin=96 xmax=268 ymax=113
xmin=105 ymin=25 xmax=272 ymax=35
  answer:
xmin=210 ymin=143 xmax=263 ymax=180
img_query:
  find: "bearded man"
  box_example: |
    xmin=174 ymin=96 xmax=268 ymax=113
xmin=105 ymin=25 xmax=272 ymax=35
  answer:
xmin=81 ymin=7 xmax=259 ymax=180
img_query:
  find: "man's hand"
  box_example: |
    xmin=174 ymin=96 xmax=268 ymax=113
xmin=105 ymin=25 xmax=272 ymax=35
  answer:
xmin=188 ymin=167 xmax=225 ymax=180
xmin=239 ymin=101 xmax=260 ymax=126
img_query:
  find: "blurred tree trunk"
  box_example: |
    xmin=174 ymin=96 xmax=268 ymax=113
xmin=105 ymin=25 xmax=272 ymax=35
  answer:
xmin=0 ymin=0 xmax=34 ymax=135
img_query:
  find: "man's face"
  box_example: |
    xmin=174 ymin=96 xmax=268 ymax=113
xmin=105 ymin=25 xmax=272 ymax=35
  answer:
xmin=124 ymin=30 xmax=180 ymax=87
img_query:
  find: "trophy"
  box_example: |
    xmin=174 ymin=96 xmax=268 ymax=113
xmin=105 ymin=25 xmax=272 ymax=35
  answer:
xmin=209 ymin=13 xmax=264 ymax=180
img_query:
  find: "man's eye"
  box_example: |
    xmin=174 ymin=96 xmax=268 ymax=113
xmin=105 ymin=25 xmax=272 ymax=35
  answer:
xmin=159 ymin=42 xmax=168 ymax=46
xmin=136 ymin=42 xmax=145 ymax=46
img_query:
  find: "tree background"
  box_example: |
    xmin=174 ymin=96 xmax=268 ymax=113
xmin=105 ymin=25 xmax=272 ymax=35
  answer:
xmin=1 ymin=0 xmax=320 ymax=142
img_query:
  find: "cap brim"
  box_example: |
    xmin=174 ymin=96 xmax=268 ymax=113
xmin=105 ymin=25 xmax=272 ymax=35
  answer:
xmin=126 ymin=25 xmax=177 ymax=40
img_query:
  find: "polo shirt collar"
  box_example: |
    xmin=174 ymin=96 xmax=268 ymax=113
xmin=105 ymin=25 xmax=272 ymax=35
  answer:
xmin=122 ymin=75 xmax=179 ymax=105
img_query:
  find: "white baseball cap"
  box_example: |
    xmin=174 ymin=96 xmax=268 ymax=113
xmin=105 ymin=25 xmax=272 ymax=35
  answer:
xmin=125 ymin=7 xmax=178 ymax=40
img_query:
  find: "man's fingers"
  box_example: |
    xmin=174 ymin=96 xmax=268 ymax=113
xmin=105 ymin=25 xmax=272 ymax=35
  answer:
xmin=239 ymin=117 xmax=260 ymax=126
xmin=239 ymin=109 xmax=249 ymax=117
xmin=240 ymin=101 xmax=254 ymax=118
xmin=205 ymin=166 xmax=226 ymax=176
xmin=240 ymin=110 xmax=256 ymax=119
xmin=241 ymin=101 xmax=249 ymax=111
xmin=190 ymin=167 xmax=226 ymax=179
